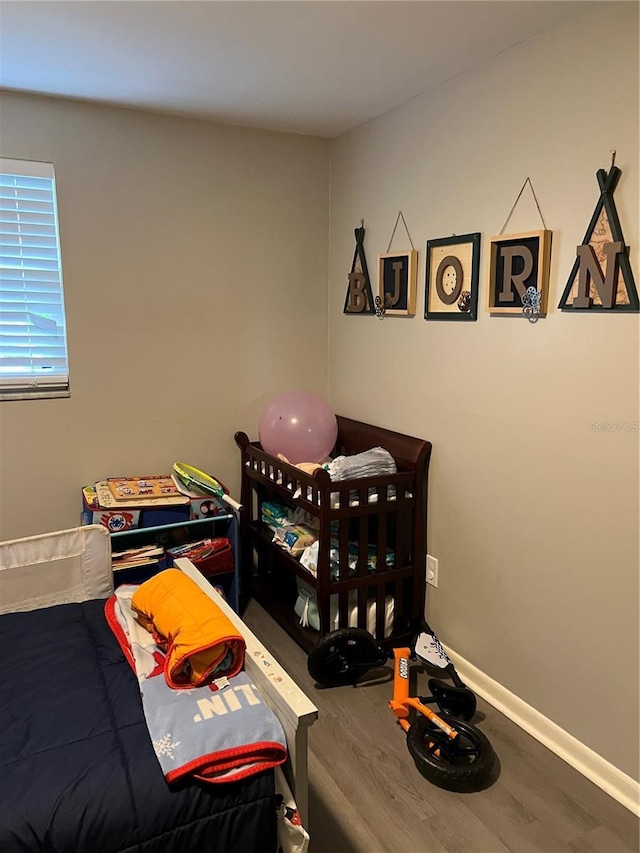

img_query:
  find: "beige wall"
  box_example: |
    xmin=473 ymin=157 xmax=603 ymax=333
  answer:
xmin=0 ymin=93 xmax=330 ymax=539
xmin=328 ymin=2 xmax=639 ymax=779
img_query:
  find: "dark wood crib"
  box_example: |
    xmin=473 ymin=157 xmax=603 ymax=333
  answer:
xmin=235 ymin=416 xmax=432 ymax=653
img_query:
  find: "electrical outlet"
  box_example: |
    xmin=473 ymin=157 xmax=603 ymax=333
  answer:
xmin=426 ymin=554 xmax=439 ymax=588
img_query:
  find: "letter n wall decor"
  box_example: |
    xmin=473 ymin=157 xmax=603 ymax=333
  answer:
xmin=558 ymin=163 xmax=638 ymax=312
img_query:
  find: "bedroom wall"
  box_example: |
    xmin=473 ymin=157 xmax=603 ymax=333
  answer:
xmin=327 ymin=2 xmax=639 ymax=780
xmin=0 ymin=93 xmax=330 ymax=540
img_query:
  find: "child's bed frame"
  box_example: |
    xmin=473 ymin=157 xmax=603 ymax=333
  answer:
xmin=0 ymin=526 xmax=317 ymax=826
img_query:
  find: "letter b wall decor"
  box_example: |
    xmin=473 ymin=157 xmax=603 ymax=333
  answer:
xmin=344 ymin=223 xmax=375 ymax=314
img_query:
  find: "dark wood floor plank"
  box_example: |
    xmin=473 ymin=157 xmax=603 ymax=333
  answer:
xmin=242 ymin=600 xmax=639 ymax=853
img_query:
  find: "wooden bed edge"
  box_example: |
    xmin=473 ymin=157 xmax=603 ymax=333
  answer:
xmin=174 ymin=557 xmax=318 ymax=824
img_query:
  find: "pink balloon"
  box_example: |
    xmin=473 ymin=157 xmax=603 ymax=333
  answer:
xmin=259 ymin=391 xmax=338 ymax=464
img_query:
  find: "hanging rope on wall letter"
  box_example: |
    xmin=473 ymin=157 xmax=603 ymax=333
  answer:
xmin=376 ymin=211 xmax=416 ymax=319
xmin=497 ymin=178 xmax=549 ymax=323
xmin=499 ymin=177 xmax=547 ymax=235
xmin=386 ymin=210 xmax=416 ymax=252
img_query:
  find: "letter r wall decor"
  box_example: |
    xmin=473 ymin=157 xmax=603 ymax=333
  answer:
xmin=487 ymin=230 xmax=552 ymax=316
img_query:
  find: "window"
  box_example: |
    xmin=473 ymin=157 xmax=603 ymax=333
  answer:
xmin=0 ymin=158 xmax=70 ymax=400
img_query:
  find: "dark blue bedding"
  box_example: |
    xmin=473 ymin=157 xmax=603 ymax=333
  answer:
xmin=0 ymin=599 xmax=277 ymax=852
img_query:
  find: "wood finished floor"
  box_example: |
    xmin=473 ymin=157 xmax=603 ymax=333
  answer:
xmin=242 ymin=600 xmax=639 ymax=853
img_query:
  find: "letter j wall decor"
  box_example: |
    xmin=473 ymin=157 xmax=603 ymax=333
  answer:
xmin=378 ymin=251 xmax=418 ymax=316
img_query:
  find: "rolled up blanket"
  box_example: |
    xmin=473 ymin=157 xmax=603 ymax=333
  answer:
xmin=131 ymin=569 xmax=245 ymax=687
xmin=105 ymin=585 xmax=287 ymax=783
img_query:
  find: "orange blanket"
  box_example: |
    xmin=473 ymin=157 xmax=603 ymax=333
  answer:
xmin=131 ymin=569 xmax=245 ymax=688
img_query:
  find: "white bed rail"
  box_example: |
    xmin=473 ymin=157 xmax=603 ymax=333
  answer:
xmin=0 ymin=525 xmax=113 ymax=614
xmin=174 ymin=557 xmax=318 ymax=824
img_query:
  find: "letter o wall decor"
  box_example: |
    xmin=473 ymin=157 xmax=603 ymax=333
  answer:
xmin=425 ymin=233 xmax=481 ymax=321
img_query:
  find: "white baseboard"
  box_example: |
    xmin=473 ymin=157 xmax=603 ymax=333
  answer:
xmin=443 ymin=644 xmax=640 ymax=817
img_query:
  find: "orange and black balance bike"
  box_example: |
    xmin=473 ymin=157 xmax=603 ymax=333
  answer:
xmin=308 ymin=623 xmax=495 ymax=790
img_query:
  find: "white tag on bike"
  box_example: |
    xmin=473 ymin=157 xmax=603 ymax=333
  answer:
xmin=415 ymin=632 xmax=450 ymax=668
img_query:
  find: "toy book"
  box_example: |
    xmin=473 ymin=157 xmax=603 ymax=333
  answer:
xmin=112 ymin=544 xmax=165 ymax=570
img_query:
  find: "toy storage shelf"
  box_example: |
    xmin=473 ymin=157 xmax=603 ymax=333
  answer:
xmin=235 ymin=416 xmax=432 ymax=654
xmin=110 ymin=514 xmax=240 ymax=612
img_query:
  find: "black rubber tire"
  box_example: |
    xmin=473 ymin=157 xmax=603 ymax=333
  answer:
xmin=307 ymin=628 xmax=381 ymax=686
xmin=406 ymin=713 xmax=495 ymax=790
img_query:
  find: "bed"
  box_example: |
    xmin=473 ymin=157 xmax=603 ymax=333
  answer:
xmin=0 ymin=526 xmax=317 ymax=852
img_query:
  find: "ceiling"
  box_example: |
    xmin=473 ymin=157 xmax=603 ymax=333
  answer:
xmin=0 ymin=1 xmax=599 ymax=138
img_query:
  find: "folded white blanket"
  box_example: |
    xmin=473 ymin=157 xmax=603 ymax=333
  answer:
xmin=327 ymin=446 xmax=397 ymax=481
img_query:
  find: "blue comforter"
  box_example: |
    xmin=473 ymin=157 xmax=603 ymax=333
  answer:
xmin=0 ymin=599 xmax=277 ymax=852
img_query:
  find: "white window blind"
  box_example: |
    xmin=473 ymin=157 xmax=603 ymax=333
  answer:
xmin=0 ymin=158 xmax=70 ymax=400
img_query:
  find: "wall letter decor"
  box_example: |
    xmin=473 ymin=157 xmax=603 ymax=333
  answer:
xmin=487 ymin=230 xmax=552 ymax=315
xmin=377 ymin=250 xmax=418 ymax=316
xmin=375 ymin=211 xmax=418 ymax=318
xmin=344 ymin=221 xmax=375 ymax=314
xmin=558 ymin=159 xmax=638 ymax=311
xmin=424 ymin=233 xmax=480 ymax=321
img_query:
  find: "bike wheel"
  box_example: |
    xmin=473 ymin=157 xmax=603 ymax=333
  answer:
xmin=307 ymin=628 xmax=382 ymax=686
xmin=406 ymin=713 xmax=495 ymax=790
